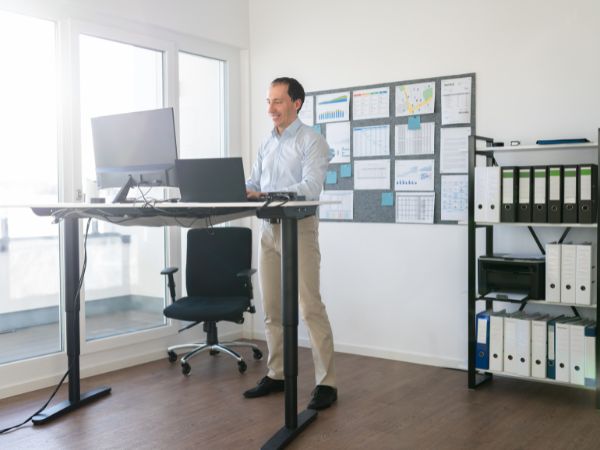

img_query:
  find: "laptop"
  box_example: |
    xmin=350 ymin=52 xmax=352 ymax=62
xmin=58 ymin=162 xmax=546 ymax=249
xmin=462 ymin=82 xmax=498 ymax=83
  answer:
xmin=175 ymin=157 xmax=248 ymax=203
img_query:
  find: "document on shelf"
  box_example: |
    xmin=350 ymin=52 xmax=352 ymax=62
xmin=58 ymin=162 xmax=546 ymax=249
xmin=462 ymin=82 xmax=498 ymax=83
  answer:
xmin=484 ymin=291 xmax=528 ymax=301
xmin=440 ymin=127 xmax=470 ymax=173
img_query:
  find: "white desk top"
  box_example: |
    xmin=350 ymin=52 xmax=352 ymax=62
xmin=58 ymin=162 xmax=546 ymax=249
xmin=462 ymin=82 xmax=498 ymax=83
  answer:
xmin=18 ymin=200 xmax=325 ymax=228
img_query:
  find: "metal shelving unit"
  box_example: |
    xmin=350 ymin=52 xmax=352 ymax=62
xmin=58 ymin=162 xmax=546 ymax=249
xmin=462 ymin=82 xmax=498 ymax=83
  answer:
xmin=467 ymin=132 xmax=600 ymax=407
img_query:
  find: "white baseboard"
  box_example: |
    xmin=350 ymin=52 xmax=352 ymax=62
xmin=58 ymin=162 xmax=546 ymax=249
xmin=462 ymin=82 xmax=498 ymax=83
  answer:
xmin=0 ymin=329 xmax=244 ymax=401
xmin=247 ymin=330 xmax=465 ymax=370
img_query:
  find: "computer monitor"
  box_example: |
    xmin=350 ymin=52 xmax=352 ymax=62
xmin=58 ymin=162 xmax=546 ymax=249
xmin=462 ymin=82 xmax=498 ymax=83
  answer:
xmin=91 ymin=107 xmax=178 ymax=203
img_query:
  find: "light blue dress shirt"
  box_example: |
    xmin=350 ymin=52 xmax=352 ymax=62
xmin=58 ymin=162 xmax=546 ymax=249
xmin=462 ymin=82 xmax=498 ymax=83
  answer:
xmin=246 ymin=118 xmax=329 ymax=200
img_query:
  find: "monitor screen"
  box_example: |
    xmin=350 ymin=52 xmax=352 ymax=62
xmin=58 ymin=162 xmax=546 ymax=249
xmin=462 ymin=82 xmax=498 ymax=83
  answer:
xmin=91 ymin=107 xmax=178 ymax=199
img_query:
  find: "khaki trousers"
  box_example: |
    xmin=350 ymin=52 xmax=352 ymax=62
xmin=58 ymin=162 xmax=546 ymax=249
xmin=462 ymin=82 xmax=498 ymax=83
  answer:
xmin=259 ymin=215 xmax=336 ymax=387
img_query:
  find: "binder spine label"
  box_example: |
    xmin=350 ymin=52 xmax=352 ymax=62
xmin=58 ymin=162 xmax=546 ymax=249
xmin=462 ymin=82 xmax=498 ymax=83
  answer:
xmin=534 ymin=169 xmax=546 ymax=204
xmin=549 ymin=168 xmax=561 ymax=200
xmin=580 ymin=167 xmax=592 ymax=201
xmin=564 ymin=168 xmax=577 ymax=203
xmin=519 ymin=169 xmax=530 ymax=204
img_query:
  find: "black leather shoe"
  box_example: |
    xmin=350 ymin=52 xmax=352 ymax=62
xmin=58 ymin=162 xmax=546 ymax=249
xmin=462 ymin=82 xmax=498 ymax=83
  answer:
xmin=307 ymin=385 xmax=337 ymax=410
xmin=243 ymin=376 xmax=285 ymax=398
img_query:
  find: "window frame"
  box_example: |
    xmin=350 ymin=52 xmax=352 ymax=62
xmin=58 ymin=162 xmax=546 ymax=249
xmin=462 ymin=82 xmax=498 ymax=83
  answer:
xmin=0 ymin=5 xmax=242 ymax=398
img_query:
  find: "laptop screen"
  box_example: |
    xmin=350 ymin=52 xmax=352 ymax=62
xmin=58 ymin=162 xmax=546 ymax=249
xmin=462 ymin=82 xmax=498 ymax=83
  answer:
xmin=175 ymin=157 xmax=248 ymax=203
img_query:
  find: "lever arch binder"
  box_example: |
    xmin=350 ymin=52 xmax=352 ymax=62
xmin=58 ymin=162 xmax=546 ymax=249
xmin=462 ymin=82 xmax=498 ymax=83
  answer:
xmin=532 ymin=166 xmax=548 ymax=222
xmin=563 ymin=165 xmax=578 ymax=223
xmin=578 ymin=164 xmax=598 ymax=224
xmin=548 ymin=166 xmax=563 ymax=223
xmin=501 ymin=167 xmax=518 ymax=222
xmin=517 ymin=167 xmax=532 ymax=222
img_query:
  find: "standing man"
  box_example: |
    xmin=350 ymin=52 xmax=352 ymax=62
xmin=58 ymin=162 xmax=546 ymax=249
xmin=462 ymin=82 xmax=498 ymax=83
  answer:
xmin=244 ymin=77 xmax=337 ymax=410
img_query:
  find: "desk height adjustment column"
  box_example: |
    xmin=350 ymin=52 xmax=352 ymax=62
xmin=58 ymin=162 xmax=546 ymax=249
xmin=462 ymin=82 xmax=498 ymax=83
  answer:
xmin=261 ymin=217 xmax=317 ymax=450
xmin=32 ymin=217 xmax=111 ymax=424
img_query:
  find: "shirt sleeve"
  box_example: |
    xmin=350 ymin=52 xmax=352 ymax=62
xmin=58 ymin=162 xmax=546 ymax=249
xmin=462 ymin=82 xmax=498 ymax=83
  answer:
xmin=287 ymin=132 xmax=329 ymax=200
xmin=245 ymin=145 xmax=263 ymax=192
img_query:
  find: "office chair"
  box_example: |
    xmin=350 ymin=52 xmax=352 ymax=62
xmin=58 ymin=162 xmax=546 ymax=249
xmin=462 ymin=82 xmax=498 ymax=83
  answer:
xmin=161 ymin=227 xmax=262 ymax=375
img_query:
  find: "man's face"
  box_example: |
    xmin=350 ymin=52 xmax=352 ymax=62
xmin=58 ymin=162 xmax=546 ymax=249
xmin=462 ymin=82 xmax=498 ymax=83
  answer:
xmin=266 ymin=83 xmax=301 ymax=133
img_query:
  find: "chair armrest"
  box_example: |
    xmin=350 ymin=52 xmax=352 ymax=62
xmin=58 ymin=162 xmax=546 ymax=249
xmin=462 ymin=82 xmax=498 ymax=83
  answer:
xmin=160 ymin=267 xmax=179 ymax=303
xmin=161 ymin=267 xmax=179 ymax=275
xmin=236 ymin=268 xmax=257 ymax=278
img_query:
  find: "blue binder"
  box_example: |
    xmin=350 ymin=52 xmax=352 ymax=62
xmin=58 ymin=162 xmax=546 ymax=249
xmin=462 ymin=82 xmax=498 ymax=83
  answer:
xmin=547 ymin=316 xmax=560 ymax=379
xmin=475 ymin=311 xmax=491 ymax=370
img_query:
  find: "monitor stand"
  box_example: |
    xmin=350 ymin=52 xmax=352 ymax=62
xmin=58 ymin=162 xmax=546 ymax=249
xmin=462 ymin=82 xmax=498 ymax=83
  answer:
xmin=112 ymin=175 xmax=137 ymax=203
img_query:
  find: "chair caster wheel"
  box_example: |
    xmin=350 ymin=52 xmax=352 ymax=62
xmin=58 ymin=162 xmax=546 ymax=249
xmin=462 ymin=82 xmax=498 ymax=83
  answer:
xmin=252 ymin=349 xmax=263 ymax=360
xmin=168 ymin=350 xmax=177 ymax=363
xmin=209 ymin=349 xmax=220 ymax=356
xmin=181 ymin=362 xmax=191 ymax=376
xmin=238 ymin=360 xmax=247 ymax=373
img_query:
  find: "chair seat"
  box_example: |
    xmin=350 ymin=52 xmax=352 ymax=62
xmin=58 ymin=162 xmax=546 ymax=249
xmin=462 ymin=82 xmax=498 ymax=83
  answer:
xmin=163 ymin=296 xmax=249 ymax=323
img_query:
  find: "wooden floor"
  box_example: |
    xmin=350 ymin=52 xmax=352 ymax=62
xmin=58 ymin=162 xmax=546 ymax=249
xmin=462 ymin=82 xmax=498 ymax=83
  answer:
xmin=2 ymin=343 xmax=600 ymax=449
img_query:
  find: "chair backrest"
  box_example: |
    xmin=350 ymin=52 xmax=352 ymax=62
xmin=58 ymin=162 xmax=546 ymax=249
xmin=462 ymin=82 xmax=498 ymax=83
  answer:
xmin=185 ymin=227 xmax=252 ymax=297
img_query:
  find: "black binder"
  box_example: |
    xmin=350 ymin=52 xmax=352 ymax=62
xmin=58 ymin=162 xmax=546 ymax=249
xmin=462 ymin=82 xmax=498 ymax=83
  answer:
xmin=548 ymin=166 xmax=563 ymax=223
xmin=562 ymin=165 xmax=578 ymax=223
xmin=578 ymin=164 xmax=598 ymax=223
xmin=532 ymin=166 xmax=548 ymax=222
xmin=517 ymin=167 xmax=532 ymax=222
xmin=501 ymin=167 xmax=518 ymax=222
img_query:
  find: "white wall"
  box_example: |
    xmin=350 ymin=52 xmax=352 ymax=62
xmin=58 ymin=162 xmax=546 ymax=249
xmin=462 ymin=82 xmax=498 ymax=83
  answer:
xmin=247 ymin=0 xmax=600 ymax=368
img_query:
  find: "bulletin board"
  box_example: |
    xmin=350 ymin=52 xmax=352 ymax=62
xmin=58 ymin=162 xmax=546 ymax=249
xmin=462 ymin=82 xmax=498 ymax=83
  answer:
xmin=302 ymin=73 xmax=476 ymax=224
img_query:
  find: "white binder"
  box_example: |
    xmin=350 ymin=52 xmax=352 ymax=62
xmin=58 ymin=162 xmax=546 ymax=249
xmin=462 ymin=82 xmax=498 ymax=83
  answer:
xmin=575 ymin=243 xmax=596 ymax=306
xmin=555 ymin=319 xmax=573 ymax=382
xmin=489 ymin=310 xmax=506 ymax=371
xmin=569 ymin=320 xmax=590 ymax=386
xmin=560 ymin=244 xmax=577 ymax=304
xmin=545 ymin=242 xmax=562 ymax=303
xmin=515 ymin=314 xmax=533 ymax=377
xmin=503 ymin=314 xmax=518 ymax=374
xmin=474 ymin=166 xmax=500 ymax=223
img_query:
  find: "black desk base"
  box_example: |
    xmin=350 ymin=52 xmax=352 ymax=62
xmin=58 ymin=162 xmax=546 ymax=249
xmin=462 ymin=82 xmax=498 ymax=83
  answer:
xmin=261 ymin=409 xmax=318 ymax=450
xmin=32 ymin=386 xmax=111 ymax=424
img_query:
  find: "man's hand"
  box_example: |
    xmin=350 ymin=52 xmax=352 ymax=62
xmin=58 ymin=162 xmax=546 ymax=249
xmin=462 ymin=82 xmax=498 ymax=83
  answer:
xmin=246 ymin=189 xmax=265 ymax=200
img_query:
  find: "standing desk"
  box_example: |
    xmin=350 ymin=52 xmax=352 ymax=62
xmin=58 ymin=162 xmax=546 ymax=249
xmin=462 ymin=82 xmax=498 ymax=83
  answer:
xmin=30 ymin=201 xmax=323 ymax=449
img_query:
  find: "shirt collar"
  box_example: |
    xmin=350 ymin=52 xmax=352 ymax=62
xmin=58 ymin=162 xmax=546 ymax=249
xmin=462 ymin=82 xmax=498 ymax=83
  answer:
xmin=271 ymin=118 xmax=302 ymax=139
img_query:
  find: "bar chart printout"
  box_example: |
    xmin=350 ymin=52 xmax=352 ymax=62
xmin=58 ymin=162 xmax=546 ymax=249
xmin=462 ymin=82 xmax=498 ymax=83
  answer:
xmin=316 ymin=91 xmax=350 ymax=123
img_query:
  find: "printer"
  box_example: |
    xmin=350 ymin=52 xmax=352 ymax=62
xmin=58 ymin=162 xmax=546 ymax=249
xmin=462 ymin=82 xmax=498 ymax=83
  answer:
xmin=478 ymin=254 xmax=545 ymax=300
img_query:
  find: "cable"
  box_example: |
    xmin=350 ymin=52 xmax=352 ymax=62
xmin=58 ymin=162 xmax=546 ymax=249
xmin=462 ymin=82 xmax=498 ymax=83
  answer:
xmin=0 ymin=218 xmax=92 ymax=434
xmin=0 ymin=367 xmax=70 ymax=434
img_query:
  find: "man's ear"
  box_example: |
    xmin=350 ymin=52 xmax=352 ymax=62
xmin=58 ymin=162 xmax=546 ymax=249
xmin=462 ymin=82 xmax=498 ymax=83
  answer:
xmin=294 ymin=98 xmax=302 ymax=113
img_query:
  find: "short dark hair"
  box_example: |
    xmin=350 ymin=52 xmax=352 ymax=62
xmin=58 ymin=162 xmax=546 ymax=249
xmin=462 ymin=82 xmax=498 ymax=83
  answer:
xmin=271 ymin=77 xmax=305 ymax=113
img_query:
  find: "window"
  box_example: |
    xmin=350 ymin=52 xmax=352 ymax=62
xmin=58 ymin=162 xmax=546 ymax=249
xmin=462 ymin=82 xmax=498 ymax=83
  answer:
xmin=0 ymin=11 xmax=61 ymax=363
xmin=178 ymin=52 xmax=225 ymax=159
xmin=79 ymin=35 xmax=168 ymax=340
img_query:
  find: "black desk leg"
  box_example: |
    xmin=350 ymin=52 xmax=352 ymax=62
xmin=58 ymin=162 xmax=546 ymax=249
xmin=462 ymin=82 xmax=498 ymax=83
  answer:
xmin=32 ymin=218 xmax=111 ymax=424
xmin=262 ymin=218 xmax=317 ymax=450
